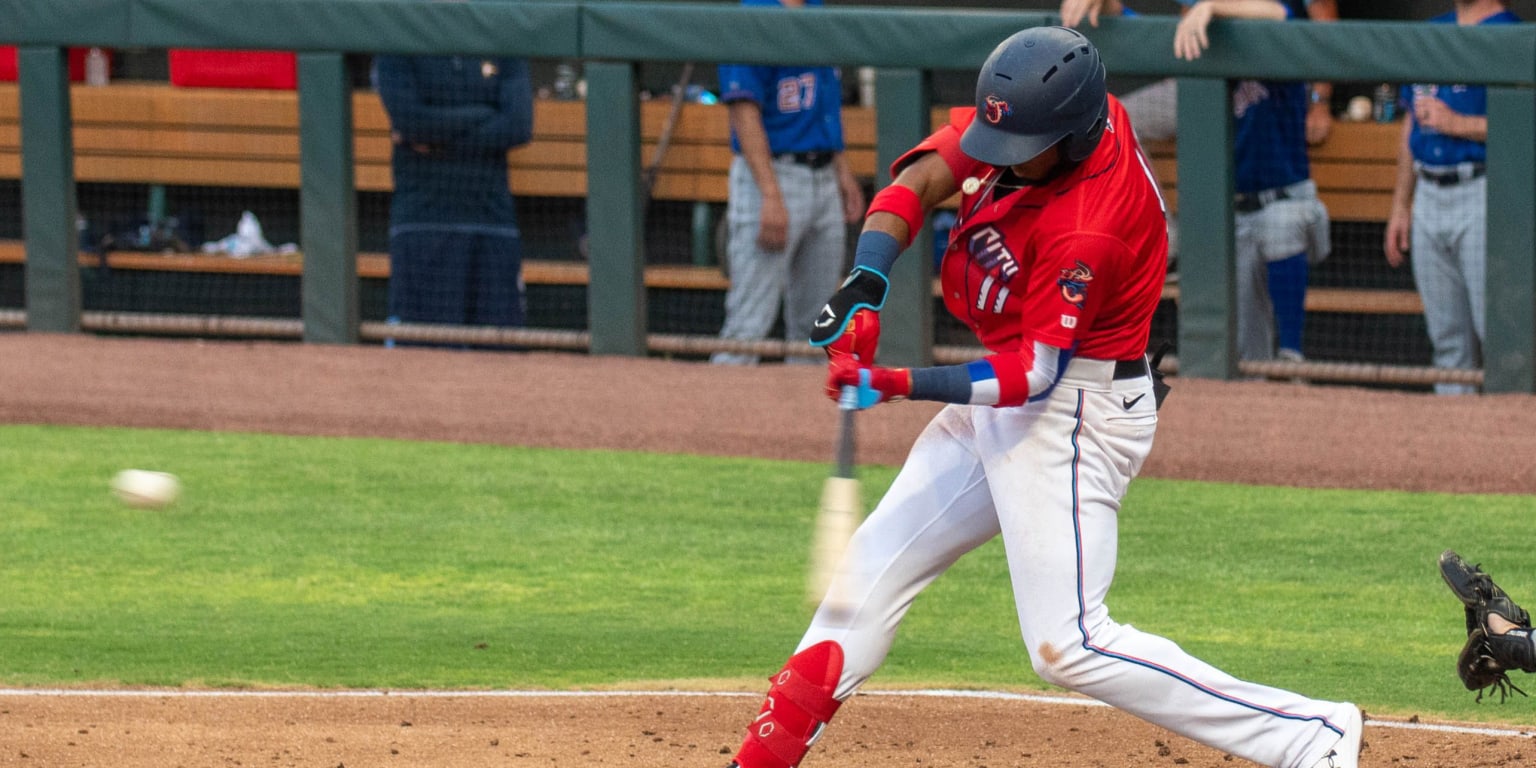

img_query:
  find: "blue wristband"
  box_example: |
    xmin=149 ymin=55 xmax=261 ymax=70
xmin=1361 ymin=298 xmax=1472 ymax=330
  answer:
xmin=853 ymin=368 xmax=884 ymax=410
xmin=852 ymin=230 xmax=901 ymax=275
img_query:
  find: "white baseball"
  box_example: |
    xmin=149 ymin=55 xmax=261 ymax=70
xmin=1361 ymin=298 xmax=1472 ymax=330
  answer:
xmin=111 ymin=469 xmax=182 ymax=509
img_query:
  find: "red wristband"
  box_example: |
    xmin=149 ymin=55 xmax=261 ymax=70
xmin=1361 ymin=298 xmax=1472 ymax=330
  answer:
xmin=866 ymin=184 xmax=924 ymax=248
xmin=870 ymin=366 xmax=913 ymax=400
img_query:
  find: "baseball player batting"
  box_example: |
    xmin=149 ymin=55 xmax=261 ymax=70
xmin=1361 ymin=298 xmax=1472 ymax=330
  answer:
xmin=723 ymin=26 xmax=1363 ymax=768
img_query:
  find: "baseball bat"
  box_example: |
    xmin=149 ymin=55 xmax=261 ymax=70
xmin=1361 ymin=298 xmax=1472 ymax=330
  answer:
xmin=808 ymin=386 xmax=862 ymax=610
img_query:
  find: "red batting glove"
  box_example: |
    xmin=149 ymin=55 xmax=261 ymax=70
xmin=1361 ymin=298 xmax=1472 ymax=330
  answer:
xmin=824 ymin=307 xmax=881 ymax=363
xmin=825 ymin=354 xmax=912 ymax=408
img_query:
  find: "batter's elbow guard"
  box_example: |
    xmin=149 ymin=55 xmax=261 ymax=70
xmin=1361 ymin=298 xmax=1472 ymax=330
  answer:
xmin=730 ymin=641 xmax=847 ymax=768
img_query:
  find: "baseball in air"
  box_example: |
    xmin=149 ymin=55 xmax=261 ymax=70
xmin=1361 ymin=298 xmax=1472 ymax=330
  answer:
xmin=1346 ymin=95 xmax=1373 ymax=122
xmin=111 ymin=469 xmax=182 ymax=509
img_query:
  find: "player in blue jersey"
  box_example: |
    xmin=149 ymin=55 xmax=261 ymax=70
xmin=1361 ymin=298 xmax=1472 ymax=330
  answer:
xmin=711 ymin=0 xmax=867 ymax=365
xmin=1175 ymin=0 xmax=1332 ymax=366
xmin=1065 ymin=0 xmax=1334 ymax=367
xmin=1385 ymin=0 xmax=1518 ymax=395
xmin=1062 ymin=0 xmax=1334 ymax=148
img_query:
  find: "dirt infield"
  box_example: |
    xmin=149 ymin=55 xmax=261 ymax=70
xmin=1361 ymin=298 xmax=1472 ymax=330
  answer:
xmin=1 ymin=333 xmax=1534 ymax=767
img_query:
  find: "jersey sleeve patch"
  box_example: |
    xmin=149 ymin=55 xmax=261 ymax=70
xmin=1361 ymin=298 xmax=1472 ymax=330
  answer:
xmin=1057 ymin=260 xmax=1094 ymax=308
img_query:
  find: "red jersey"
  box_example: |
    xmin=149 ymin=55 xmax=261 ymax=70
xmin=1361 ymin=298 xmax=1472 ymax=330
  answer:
xmin=895 ymin=96 xmax=1168 ymax=362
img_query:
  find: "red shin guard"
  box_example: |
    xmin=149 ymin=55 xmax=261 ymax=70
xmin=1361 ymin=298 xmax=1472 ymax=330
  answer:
xmin=731 ymin=641 xmax=846 ymax=768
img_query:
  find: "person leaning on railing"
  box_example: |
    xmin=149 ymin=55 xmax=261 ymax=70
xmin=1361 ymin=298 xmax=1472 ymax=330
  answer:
xmin=1063 ymin=0 xmax=1335 ymax=367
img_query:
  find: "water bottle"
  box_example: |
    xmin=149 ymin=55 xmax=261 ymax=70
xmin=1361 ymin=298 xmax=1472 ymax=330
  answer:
xmin=384 ymin=316 xmax=400 ymax=349
xmin=85 ymin=47 xmax=109 ymax=87
xmin=552 ymin=63 xmax=578 ymax=100
xmin=1372 ymin=83 xmax=1396 ymax=123
xmin=857 ymin=66 xmax=876 ymax=107
xmin=1410 ymin=84 xmax=1438 ymax=134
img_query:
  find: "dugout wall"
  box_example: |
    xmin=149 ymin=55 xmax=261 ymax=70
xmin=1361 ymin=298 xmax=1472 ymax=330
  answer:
xmin=2 ymin=0 xmax=1534 ymax=391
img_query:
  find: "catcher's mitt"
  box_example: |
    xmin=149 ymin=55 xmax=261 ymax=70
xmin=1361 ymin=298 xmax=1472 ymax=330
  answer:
xmin=1439 ymin=550 xmax=1536 ymax=702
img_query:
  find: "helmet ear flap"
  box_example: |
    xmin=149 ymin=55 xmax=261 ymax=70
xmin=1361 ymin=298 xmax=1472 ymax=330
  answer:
xmin=1064 ymin=111 xmax=1107 ymax=163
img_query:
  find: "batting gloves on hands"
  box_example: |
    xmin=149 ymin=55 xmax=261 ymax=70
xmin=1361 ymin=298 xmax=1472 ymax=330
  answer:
xmin=825 ymin=308 xmax=881 ymax=363
xmin=810 ymin=267 xmax=887 ymax=361
xmin=827 ymin=355 xmax=911 ymax=409
xmin=815 ymin=267 xmax=901 ymax=408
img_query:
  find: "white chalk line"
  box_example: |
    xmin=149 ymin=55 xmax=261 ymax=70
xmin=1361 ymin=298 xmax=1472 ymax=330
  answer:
xmin=0 ymin=687 xmax=1529 ymax=739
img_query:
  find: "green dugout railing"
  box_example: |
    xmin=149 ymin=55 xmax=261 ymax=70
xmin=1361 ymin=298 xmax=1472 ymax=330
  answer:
xmin=4 ymin=0 xmax=1535 ymax=390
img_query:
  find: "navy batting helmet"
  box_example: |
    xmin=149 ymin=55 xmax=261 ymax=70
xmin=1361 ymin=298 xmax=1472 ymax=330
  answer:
xmin=960 ymin=26 xmax=1108 ymax=167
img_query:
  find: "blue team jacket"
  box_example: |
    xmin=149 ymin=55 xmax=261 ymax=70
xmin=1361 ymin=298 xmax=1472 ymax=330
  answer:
xmin=373 ymin=55 xmax=534 ymax=228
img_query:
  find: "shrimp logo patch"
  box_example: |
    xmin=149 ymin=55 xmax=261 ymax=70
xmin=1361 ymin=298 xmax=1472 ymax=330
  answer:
xmin=983 ymin=95 xmax=1013 ymax=125
xmin=1057 ymin=260 xmax=1094 ymax=308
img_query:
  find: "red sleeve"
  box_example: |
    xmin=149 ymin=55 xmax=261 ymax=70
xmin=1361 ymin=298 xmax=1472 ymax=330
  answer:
xmin=890 ymin=107 xmax=988 ymax=182
xmin=1019 ymin=232 xmax=1130 ymax=350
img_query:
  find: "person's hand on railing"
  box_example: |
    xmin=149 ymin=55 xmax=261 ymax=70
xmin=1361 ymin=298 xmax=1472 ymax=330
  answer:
xmin=1173 ymin=1 xmax=1217 ymax=60
xmin=1059 ymin=0 xmax=1123 ymax=29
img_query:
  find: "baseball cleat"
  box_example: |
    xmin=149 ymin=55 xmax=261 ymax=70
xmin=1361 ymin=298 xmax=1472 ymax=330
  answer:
xmin=1309 ymin=704 xmax=1362 ymax=768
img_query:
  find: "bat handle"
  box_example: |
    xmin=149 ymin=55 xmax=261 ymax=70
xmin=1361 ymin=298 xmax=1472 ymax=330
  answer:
xmin=837 ymin=384 xmax=859 ymax=411
xmin=835 ymin=385 xmax=856 ymax=477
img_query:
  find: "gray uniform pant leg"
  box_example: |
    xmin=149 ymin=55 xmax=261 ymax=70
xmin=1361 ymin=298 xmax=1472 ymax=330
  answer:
xmin=1232 ymin=182 xmax=1326 ymax=363
xmin=782 ymin=164 xmax=848 ymax=364
xmin=1411 ymin=177 xmax=1486 ymax=395
xmin=1234 ymin=212 xmax=1277 ymax=363
xmin=714 ymin=156 xmax=844 ymax=365
xmin=1118 ymin=78 xmax=1178 ymax=144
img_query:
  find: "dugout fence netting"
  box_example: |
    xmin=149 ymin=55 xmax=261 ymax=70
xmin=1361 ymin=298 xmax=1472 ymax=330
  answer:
xmin=0 ymin=50 xmax=1490 ymax=391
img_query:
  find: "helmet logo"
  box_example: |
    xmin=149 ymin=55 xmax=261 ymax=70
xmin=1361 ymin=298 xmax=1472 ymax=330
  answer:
xmin=983 ymin=95 xmax=1013 ymax=125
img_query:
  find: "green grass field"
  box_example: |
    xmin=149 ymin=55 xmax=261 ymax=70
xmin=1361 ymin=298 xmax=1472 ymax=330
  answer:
xmin=1 ymin=424 xmax=1532 ymax=726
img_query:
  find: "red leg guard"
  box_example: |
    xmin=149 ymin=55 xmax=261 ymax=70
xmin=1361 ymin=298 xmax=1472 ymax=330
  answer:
xmin=730 ymin=641 xmax=846 ymax=768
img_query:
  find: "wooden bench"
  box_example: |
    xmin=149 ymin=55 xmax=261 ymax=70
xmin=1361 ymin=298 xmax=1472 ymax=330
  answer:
xmin=0 ymin=241 xmax=1424 ymax=315
xmin=0 ymin=81 xmax=1398 ymax=215
xmin=0 ymin=81 xmax=752 ymax=202
xmin=0 ymin=81 xmax=760 ymax=292
xmin=0 ymin=81 xmax=1416 ymax=311
xmin=0 ymin=240 xmax=736 ymax=292
xmin=1141 ymin=120 xmax=1401 ymax=222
